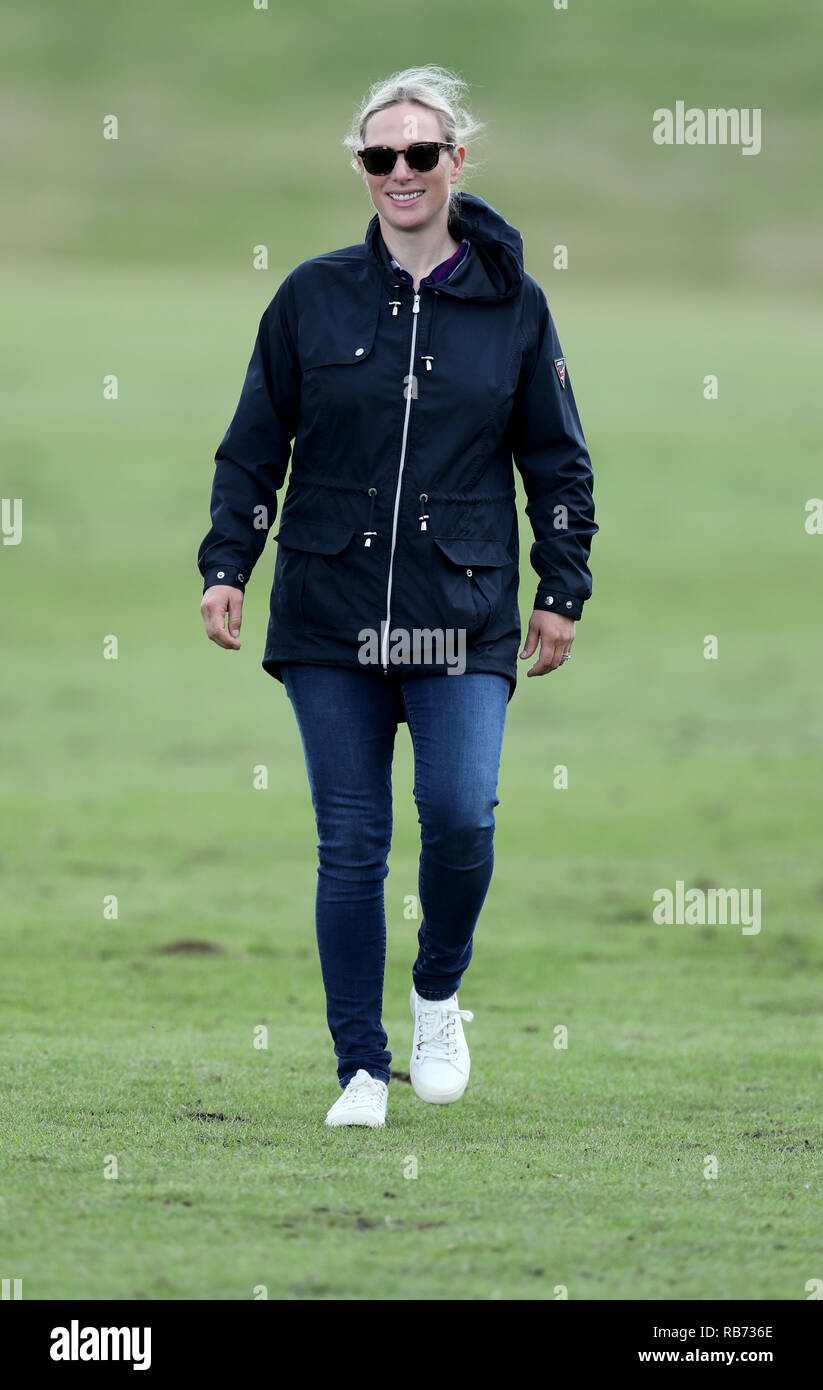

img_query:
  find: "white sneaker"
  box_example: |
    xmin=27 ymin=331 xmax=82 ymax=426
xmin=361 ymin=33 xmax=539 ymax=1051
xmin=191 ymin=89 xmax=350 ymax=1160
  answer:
xmin=325 ymin=1069 xmax=388 ymax=1128
xmin=409 ymin=985 xmax=474 ymax=1104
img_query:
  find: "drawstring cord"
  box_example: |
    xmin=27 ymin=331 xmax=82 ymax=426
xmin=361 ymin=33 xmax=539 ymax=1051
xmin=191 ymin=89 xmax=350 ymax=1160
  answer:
xmin=419 ymin=288 xmax=439 ymax=374
xmin=418 ymin=493 xmax=429 ymax=532
xmin=364 ymin=486 xmax=377 ymax=547
xmin=389 ymin=281 xmax=403 ymax=317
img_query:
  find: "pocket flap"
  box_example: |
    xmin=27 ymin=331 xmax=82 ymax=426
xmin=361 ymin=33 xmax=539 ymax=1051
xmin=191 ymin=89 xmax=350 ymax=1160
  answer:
xmin=298 ymin=299 xmax=380 ymax=369
xmin=432 ymin=536 xmax=512 ymax=568
xmin=274 ymin=519 xmax=356 ymax=554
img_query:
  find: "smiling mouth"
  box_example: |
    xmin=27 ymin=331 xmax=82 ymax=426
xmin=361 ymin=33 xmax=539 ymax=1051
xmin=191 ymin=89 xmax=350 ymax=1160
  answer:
xmin=387 ymin=190 xmax=424 ymax=203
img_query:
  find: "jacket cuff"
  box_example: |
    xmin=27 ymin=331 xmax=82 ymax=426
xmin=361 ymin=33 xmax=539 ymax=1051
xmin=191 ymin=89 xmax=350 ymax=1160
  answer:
xmin=533 ymin=586 xmax=584 ymax=621
xmin=202 ymin=566 xmax=249 ymax=594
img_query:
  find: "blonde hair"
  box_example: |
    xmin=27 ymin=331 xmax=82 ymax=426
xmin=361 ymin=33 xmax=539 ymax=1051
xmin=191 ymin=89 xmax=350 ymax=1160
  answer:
xmin=342 ymin=64 xmax=487 ymax=212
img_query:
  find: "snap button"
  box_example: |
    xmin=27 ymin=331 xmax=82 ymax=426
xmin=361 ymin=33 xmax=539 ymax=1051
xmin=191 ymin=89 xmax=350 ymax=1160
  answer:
xmin=217 ymin=571 xmax=225 ymax=579
xmin=566 ymin=601 xmax=573 ymax=609
xmin=354 ymin=347 xmax=365 ymax=357
xmin=466 ymin=568 xmax=473 ymax=577
xmin=238 ymin=573 xmax=245 ymax=583
xmin=545 ymin=596 xmax=554 ymax=606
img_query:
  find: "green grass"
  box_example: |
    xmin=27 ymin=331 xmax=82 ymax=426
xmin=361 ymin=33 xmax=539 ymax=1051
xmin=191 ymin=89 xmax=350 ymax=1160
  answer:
xmin=2 ymin=262 xmax=821 ymax=1299
xmin=3 ymin=1 xmax=822 ymax=291
xmin=1 ymin=0 xmax=822 ymax=1301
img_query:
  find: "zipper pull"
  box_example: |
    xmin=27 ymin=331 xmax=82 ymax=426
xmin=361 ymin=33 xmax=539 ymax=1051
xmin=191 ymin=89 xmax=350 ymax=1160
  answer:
xmin=388 ymin=299 xmax=401 ymax=317
xmin=413 ymin=293 xmax=420 ymax=314
xmin=420 ymin=355 xmax=433 ymax=372
xmin=418 ymin=493 xmax=429 ymax=532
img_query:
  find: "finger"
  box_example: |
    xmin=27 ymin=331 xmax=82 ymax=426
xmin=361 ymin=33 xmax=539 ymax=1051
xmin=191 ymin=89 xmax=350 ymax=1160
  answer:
xmin=519 ymin=619 xmax=540 ymax=659
xmin=526 ymin=639 xmax=561 ymax=677
xmin=202 ymin=601 xmax=241 ymax=650
xmin=227 ymin=590 xmax=244 ymax=641
xmin=211 ymin=624 xmax=241 ymax=650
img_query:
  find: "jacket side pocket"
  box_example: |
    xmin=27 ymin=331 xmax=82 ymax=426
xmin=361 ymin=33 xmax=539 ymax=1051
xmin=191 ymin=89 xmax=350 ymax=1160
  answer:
xmin=274 ymin=519 xmax=357 ymax=630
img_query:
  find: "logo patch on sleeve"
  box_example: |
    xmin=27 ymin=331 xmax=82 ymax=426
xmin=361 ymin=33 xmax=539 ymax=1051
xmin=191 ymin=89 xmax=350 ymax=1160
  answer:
xmin=554 ymin=357 xmax=566 ymax=389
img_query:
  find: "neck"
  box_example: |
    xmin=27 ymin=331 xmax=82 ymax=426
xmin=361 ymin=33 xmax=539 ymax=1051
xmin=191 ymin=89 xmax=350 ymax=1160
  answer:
xmin=379 ymin=214 xmax=461 ymax=291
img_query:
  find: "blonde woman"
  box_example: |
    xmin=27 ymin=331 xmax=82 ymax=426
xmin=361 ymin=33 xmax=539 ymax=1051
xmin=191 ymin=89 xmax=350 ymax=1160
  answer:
xmin=198 ymin=65 xmax=597 ymax=1127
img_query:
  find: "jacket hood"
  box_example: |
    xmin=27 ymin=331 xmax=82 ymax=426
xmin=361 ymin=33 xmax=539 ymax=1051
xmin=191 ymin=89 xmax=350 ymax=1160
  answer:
xmin=365 ymin=191 xmax=524 ymax=303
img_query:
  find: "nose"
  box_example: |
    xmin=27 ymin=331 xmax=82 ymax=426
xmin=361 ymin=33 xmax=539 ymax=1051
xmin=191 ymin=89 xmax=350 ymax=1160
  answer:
xmin=391 ymin=152 xmax=415 ymax=179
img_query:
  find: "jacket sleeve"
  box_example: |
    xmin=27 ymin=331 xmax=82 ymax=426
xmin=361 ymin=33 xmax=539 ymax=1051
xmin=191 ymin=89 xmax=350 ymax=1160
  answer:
xmin=509 ymin=284 xmax=597 ymax=621
xmin=197 ymin=274 xmax=300 ymax=593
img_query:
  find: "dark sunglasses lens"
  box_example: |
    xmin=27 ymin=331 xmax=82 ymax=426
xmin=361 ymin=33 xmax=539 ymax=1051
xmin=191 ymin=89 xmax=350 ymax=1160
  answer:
xmin=406 ymin=143 xmax=440 ymax=172
xmin=363 ymin=148 xmax=396 ymax=176
xmin=362 ymin=144 xmax=443 ymax=175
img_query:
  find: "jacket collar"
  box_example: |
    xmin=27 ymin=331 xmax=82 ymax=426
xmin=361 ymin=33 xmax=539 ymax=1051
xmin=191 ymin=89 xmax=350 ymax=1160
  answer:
xmin=365 ymin=192 xmax=524 ymax=303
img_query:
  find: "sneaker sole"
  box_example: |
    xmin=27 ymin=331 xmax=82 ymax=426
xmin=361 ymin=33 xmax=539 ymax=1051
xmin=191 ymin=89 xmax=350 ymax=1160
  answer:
xmin=325 ymin=1115 xmax=386 ymax=1128
xmin=410 ymin=1079 xmax=468 ymax=1105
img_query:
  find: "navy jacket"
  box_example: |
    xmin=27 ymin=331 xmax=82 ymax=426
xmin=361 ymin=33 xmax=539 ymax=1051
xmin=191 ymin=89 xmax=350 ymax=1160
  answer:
xmin=197 ymin=192 xmax=597 ymax=709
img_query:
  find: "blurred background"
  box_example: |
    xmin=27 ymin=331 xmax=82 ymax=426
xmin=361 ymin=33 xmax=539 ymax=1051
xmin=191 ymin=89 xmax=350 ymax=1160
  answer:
xmin=1 ymin=1 xmax=821 ymax=1300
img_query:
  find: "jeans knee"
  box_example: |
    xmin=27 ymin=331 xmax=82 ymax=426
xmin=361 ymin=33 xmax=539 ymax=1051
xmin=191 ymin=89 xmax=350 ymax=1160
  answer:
xmin=316 ymin=815 xmax=391 ymax=881
xmin=419 ymin=804 xmax=495 ymax=867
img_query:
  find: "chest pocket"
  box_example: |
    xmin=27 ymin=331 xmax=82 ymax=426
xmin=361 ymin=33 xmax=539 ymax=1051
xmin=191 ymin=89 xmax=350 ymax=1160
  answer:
xmin=297 ymin=292 xmax=381 ymax=371
xmin=295 ymin=293 xmax=382 ymax=460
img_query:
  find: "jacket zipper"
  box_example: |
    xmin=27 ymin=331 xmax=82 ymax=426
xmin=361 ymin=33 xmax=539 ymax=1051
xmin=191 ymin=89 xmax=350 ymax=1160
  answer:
xmin=381 ymin=289 xmax=420 ymax=673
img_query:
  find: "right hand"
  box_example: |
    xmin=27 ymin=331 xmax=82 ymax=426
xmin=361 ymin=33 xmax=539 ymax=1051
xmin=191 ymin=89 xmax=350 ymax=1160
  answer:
xmin=201 ymin=585 xmax=244 ymax=650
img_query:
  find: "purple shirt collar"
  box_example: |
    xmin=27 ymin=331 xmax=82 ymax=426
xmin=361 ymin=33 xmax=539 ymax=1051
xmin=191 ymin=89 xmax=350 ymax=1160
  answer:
xmin=386 ymin=235 xmax=470 ymax=286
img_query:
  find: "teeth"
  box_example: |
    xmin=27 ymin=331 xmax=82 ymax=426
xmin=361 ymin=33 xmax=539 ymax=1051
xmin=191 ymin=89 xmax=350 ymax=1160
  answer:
xmin=389 ymin=191 xmax=423 ymax=201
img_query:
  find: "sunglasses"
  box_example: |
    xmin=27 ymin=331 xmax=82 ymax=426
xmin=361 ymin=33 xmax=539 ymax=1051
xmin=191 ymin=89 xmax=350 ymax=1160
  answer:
xmin=357 ymin=141 xmax=455 ymax=176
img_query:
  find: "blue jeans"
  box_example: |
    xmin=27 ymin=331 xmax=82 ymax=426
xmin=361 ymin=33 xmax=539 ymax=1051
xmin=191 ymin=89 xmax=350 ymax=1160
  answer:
xmin=280 ymin=663 xmax=510 ymax=1089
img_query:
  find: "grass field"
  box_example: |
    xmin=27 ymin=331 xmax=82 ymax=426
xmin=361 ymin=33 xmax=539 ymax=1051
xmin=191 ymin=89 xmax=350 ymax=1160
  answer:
xmin=1 ymin=1 xmax=822 ymax=1301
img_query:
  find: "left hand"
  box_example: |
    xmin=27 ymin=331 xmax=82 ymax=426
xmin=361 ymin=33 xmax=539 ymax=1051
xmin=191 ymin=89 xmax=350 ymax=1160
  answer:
xmin=519 ymin=611 xmax=575 ymax=676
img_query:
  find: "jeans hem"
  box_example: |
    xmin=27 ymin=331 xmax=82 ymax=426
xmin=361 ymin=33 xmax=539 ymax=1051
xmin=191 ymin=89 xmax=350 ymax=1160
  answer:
xmin=339 ymin=1069 xmax=391 ymax=1089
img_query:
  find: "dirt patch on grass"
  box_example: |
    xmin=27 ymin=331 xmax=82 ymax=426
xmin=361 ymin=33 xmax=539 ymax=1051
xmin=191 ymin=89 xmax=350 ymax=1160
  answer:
xmin=185 ymin=1110 xmax=248 ymax=1123
xmin=155 ymin=939 xmax=225 ymax=954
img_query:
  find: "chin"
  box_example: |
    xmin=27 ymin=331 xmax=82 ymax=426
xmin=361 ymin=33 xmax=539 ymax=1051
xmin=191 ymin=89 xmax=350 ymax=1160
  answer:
xmin=384 ymin=201 xmax=429 ymax=226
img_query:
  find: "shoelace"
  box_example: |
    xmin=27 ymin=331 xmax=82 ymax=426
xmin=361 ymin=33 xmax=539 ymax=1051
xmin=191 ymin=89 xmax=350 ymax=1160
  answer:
xmin=415 ymin=1000 xmax=474 ymax=1062
xmin=340 ymin=1072 xmax=386 ymax=1109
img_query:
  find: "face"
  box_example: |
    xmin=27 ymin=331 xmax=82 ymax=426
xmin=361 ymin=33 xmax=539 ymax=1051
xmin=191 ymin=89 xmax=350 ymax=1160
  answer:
xmin=357 ymin=101 xmax=465 ymax=234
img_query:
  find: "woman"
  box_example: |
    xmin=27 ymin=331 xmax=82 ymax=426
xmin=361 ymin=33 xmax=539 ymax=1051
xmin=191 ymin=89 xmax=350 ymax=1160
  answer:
xmin=198 ymin=65 xmax=596 ymax=1128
